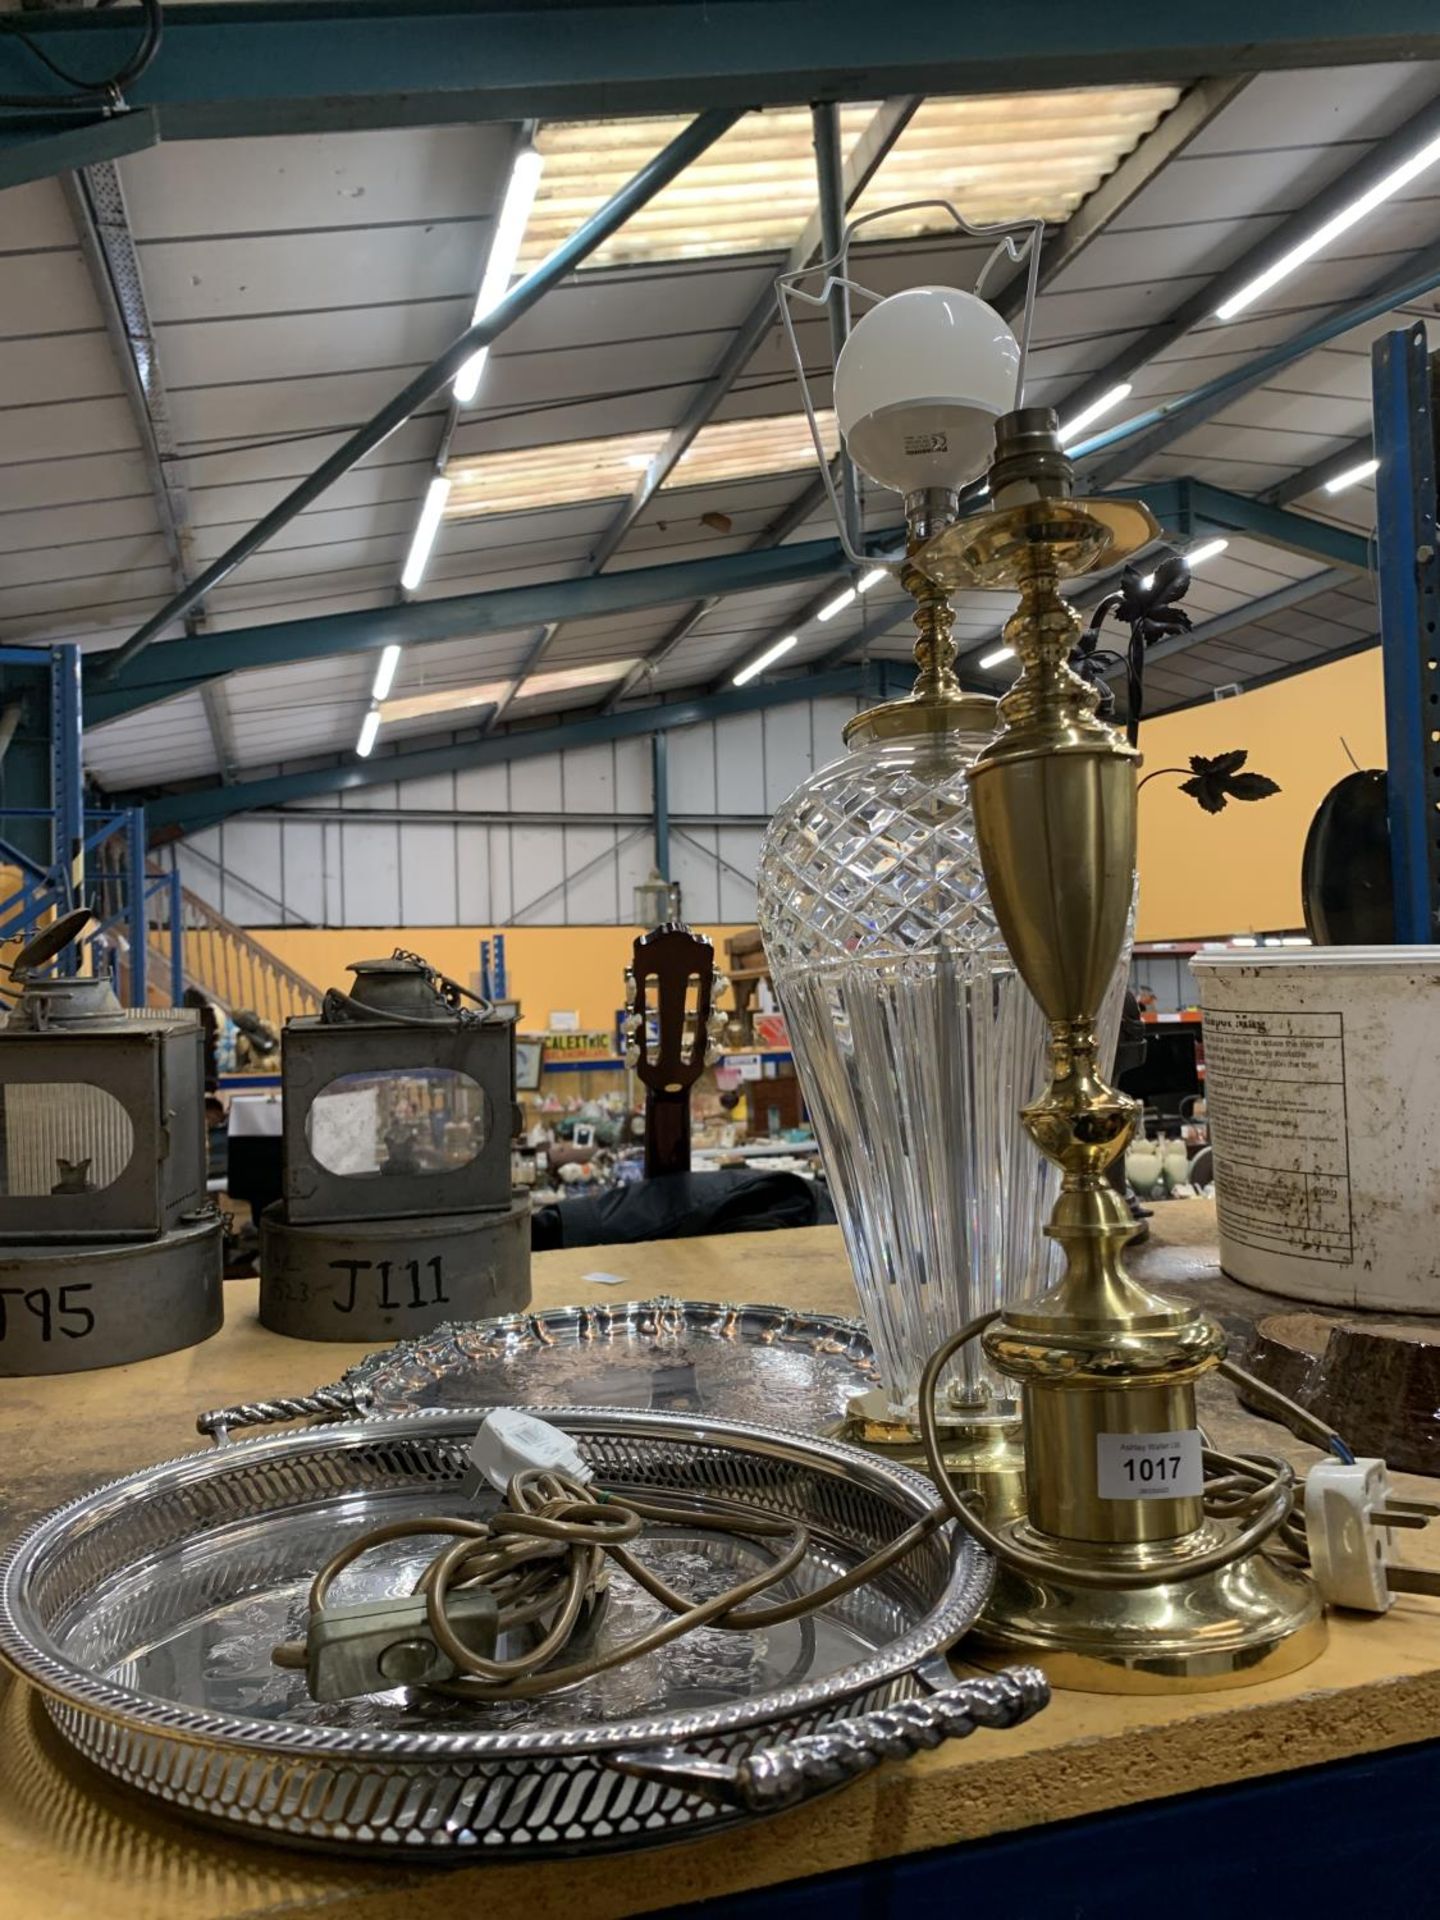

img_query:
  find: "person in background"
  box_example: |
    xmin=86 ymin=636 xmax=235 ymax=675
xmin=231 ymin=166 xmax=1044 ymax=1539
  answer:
xmin=1110 ymin=990 xmax=1152 ymax=1243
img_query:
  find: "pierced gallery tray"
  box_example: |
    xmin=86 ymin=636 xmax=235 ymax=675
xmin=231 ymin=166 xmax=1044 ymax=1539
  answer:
xmin=0 ymin=1406 xmax=1044 ymax=1857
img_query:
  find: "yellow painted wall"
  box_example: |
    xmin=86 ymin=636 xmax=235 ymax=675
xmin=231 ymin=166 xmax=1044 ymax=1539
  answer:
xmin=197 ymin=647 xmax=1388 ymax=1002
xmin=1134 ymin=647 xmax=1385 ymax=941
xmin=256 ymin=923 xmax=754 ymax=1030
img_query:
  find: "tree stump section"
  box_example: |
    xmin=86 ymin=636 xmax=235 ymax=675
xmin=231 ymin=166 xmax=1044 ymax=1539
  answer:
xmin=1242 ymin=1311 xmax=1440 ymax=1475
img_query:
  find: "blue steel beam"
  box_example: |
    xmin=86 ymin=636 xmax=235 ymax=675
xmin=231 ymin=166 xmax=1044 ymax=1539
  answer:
xmin=590 ymin=96 xmax=916 ymax=576
xmin=651 ymin=732 xmax=670 ymax=881
xmin=4 ymin=6 xmax=1438 ymax=149
xmin=51 ymin=644 xmax=84 ymax=946
xmin=100 ymin=107 xmax=743 ymax=678
xmin=1265 ymin=435 xmax=1375 ymax=509
xmin=536 ymin=99 xmax=916 ymax=718
xmin=1373 ymin=322 xmax=1440 ymax=943
xmin=1179 ymin=483 xmax=1371 ymax=572
xmin=813 ymin=597 xmax=917 ymax=673
xmin=85 ymin=533 xmax=872 ymax=725
xmin=1047 ymin=92 xmax=1440 ymax=445
xmin=1115 ymin=566 xmax=1357 ymax=673
xmin=988 ymin=78 xmax=1248 ymax=323
xmin=1075 ymin=244 xmax=1440 ymax=490
xmin=139 ymin=665 xmax=913 ymax=838
xmin=0 ymin=108 xmax=158 ymax=191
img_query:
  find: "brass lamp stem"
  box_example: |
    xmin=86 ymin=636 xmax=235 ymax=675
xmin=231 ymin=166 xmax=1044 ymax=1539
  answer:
xmin=903 ymin=561 xmax=964 ymax=706
xmin=911 ymin=407 xmax=1327 ymax=1690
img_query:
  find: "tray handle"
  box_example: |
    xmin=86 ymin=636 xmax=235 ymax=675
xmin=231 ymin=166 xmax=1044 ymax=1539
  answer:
xmin=606 ymin=1665 xmax=1048 ymax=1813
xmin=196 ymin=1384 xmax=373 ymax=1444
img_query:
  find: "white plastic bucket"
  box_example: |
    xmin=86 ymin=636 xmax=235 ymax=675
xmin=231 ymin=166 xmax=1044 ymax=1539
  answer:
xmin=1191 ymin=947 xmax=1440 ymax=1312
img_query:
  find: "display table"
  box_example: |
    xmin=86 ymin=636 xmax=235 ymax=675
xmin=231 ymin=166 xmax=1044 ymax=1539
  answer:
xmin=1 ymin=1205 xmax=1438 ymax=1919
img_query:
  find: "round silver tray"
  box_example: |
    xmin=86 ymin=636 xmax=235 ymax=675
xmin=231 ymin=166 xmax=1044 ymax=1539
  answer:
xmin=0 ymin=1407 xmax=1043 ymax=1857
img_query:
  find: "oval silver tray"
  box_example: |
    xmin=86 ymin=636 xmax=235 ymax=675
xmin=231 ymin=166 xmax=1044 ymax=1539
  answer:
xmin=348 ymin=1297 xmax=877 ymax=1420
xmin=0 ymin=1407 xmax=1043 ymax=1857
xmin=199 ymin=1299 xmax=879 ymax=1442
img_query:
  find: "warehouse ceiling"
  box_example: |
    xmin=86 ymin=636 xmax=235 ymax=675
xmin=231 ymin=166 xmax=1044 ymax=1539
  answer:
xmin=0 ymin=45 xmax=1433 ymax=804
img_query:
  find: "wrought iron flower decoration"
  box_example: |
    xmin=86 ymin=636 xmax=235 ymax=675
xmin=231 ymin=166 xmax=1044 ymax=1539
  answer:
xmin=1068 ymin=546 xmax=1192 ymax=745
xmin=1140 ymin=750 xmax=1281 ymax=814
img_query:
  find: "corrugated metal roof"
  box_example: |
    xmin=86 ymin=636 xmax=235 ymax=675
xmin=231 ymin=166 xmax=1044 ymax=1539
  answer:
xmin=0 ymin=62 xmax=1435 ymax=789
xmin=524 ymin=90 xmax=1180 ymax=269
xmin=445 ymin=410 xmax=837 ymax=517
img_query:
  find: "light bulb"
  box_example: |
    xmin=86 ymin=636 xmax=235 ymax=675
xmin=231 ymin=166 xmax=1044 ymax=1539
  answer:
xmin=833 ymin=285 xmax=1019 ymax=495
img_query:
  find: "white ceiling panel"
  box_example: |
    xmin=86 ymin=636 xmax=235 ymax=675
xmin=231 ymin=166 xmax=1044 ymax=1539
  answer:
xmin=156 ymin=298 xmax=472 ymax=390
xmin=122 ymin=127 xmax=514 ymax=239
xmin=0 ymin=494 xmax=160 ymax=557
xmin=0 ymin=449 xmax=154 ymax=515
xmin=0 ymin=396 xmax=142 ymax=465
xmin=1182 ymin=62 xmax=1440 ymax=155
xmin=138 ymin=223 xmax=484 ymax=325
xmin=0 ymin=332 xmax=121 ymax=411
xmin=0 ymin=176 xmax=78 ymax=251
xmin=4 ymin=61 xmax=1431 ymax=795
xmin=0 ymin=533 xmax=172 ymax=592
xmin=0 ymin=252 xmax=104 ymax=337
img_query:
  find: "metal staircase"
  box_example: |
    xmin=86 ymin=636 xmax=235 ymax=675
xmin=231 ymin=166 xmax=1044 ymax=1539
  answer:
xmin=147 ymin=882 xmax=322 ymax=1026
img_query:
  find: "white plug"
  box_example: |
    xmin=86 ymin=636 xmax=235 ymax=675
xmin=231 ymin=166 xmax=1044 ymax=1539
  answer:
xmin=1304 ymin=1456 xmax=1440 ymax=1612
xmin=467 ymin=1408 xmax=592 ymax=1495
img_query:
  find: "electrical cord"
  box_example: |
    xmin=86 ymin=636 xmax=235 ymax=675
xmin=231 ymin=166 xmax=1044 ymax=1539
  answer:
xmin=0 ymin=0 xmax=163 ymax=113
xmin=273 ymin=1464 xmax=944 ymax=1701
xmin=915 ymin=1314 xmax=1300 ymax=1591
xmin=278 ymin=1321 xmax=1358 ymax=1699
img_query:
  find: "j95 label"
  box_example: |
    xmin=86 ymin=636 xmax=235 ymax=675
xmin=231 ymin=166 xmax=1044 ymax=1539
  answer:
xmin=1095 ymin=1429 xmax=1203 ymax=1501
xmin=328 ymin=1257 xmax=449 ymax=1315
xmin=0 ymin=1283 xmax=96 ymax=1343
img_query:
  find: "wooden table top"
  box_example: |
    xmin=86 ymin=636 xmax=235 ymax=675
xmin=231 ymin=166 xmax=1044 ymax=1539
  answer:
xmin=2 ymin=1206 xmax=1438 ymax=1920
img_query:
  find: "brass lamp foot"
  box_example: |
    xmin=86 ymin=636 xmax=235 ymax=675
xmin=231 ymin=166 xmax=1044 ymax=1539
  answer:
xmin=838 ymin=1391 xmax=1027 ymax=1524
xmin=970 ymin=1526 xmax=1327 ymax=1694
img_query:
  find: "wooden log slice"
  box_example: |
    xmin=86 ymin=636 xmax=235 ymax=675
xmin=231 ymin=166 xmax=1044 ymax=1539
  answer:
xmin=1242 ymin=1310 xmax=1440 ymax=1476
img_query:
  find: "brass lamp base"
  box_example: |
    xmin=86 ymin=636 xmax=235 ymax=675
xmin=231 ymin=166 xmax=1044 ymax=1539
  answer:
xmin=969 ymin=1524 xmax=1327 ymax=1695
xmin=837 ymin=1391 xmax=1027 ymax=1524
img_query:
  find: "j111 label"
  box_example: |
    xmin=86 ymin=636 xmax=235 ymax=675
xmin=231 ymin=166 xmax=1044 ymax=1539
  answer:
xmin=0 ymin=1283 xmax=96 ymax=1342
xmin=1095 ymin=1428 xmax=1204 ymax=1500
xmin=329 ymin=1257 xmax=450 ymax=1315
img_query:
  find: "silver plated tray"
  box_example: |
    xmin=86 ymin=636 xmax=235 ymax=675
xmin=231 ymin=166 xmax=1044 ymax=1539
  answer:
xmin=0 ymin=1406 xmax=1044 ymax=1857
xmin=198 ymin=1299 xmax=878 ymax=1443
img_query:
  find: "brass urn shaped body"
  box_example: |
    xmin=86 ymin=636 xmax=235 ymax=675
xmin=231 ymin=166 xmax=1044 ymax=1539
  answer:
xmin=911 ymin=410 xmax=1324 ymax=1691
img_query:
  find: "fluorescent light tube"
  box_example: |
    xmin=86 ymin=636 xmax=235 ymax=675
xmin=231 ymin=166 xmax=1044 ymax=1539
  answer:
xmin=979 ymin=645 xmax=1016 ymax=670
xmin=356 ymin=708 xmax=381 ymax=758
xmin=372 ymin=644 xmax=402 ymax=702
xmin=401 ymin=476 xmax=452 ymax=592
xmin=454 ymin=146 xmax=545 ymax=404
xmin=1322 ymin=456 xmax=1379 ymax=495
xmin=1186 ymin=537 xmax=1229 ymax=568
xmin=733 ymin=634 xmax=798 ymax=686
xmin=817 ymin=587 xmax=857 ymax=622
xmin=1057 ymin=382 xmax=1133 ymax=445
xmin=857 ymin=568 xmax=888 ymax=593
xmin=1216 ymin=131 xmax=1440 ymax=320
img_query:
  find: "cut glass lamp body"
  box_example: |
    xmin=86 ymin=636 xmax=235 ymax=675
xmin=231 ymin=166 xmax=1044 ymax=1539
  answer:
xmin=758 ymin=715 xmax=1130 ymax=1422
